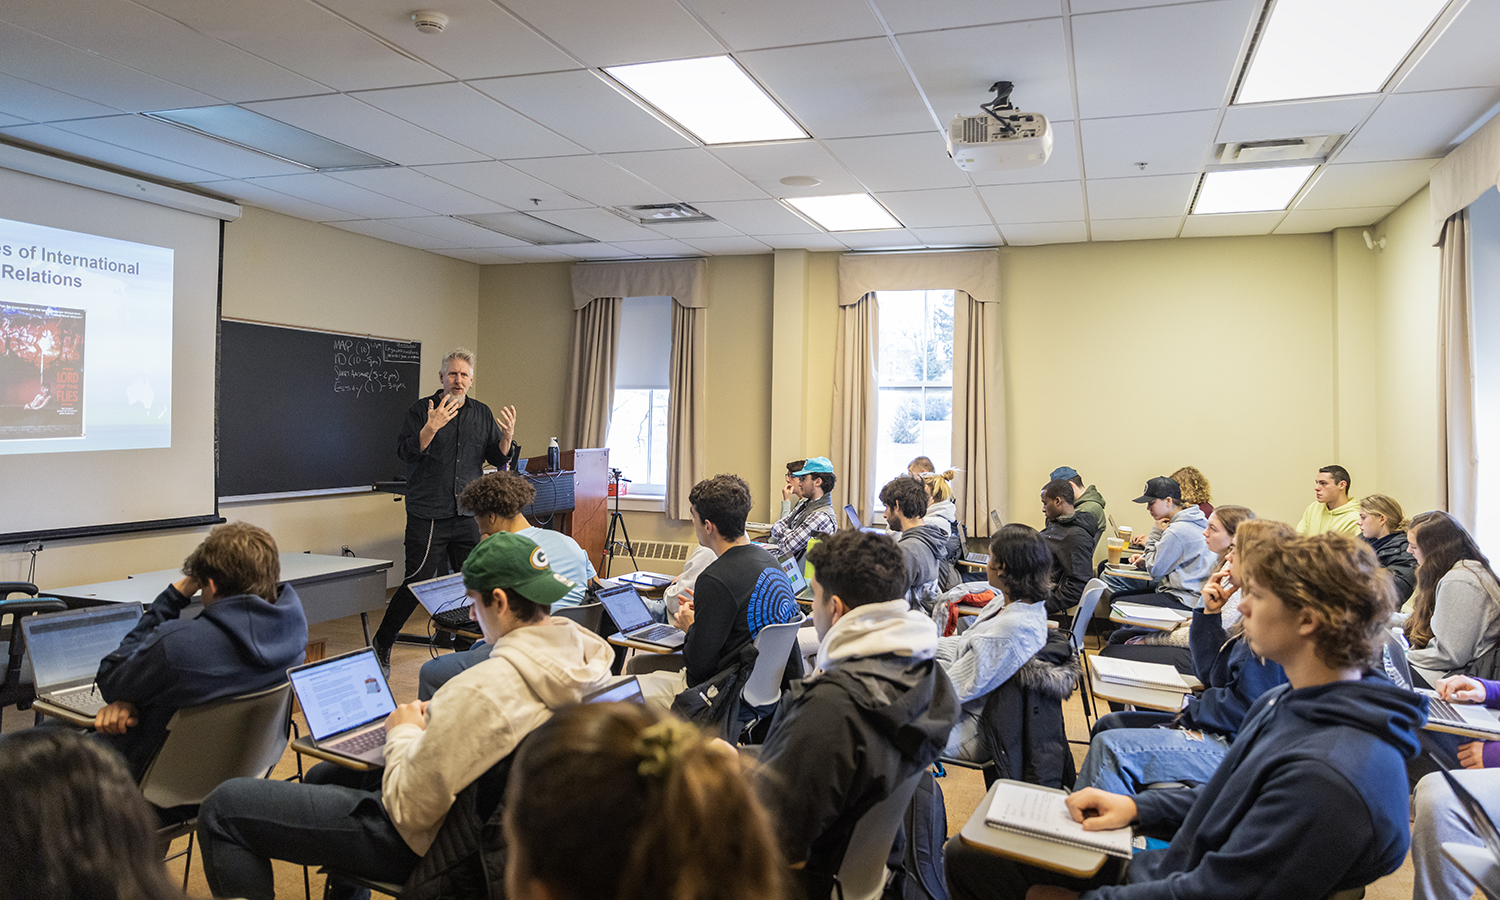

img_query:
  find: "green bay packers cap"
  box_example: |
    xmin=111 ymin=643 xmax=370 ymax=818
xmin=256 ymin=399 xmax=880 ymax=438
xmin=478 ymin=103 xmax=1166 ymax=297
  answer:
xmin=462 ymin=531 xmax=575 ymax=606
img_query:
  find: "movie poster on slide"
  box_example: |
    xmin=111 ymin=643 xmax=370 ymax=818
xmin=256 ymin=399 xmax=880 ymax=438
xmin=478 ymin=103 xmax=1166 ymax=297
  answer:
xmin=0 ymin=302 xmax=85 ymax=440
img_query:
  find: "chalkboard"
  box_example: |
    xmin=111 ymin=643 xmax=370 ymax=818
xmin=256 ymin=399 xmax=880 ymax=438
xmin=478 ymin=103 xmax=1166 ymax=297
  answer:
xmin=219 ymin=319 xmax=421 ymax=497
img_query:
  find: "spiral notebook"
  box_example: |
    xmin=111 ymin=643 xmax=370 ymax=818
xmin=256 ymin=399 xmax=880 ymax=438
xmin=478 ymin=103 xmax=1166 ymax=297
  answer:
xmin=983 ymin=781 xmax=1134 ymax=859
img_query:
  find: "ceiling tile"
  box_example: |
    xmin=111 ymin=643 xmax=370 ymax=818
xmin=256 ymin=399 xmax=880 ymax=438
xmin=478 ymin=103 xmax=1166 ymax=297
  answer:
xmin=327 ymin=168 xmax=508 ymax=215
xmin=0 ymin=123 xmax=226 ymax=183
xmin=871 ymin=0 xmax=1061 ymax=34
xmin=547 ymin=242 xmax=643 ymax=259
xmin=1000 ymin=220 xmax=1087 ymax=245
xmin=529 ymin=207 xmax=665 ymax=242
xmin=641 ymin=220 xmax=743 ymax=238
xmin=244 ymin=95 xmax=487 ymax=166
xmin=1070 ymin=0 xmax=1215 ymax=10
xmin=197 ymin=179 xmax=362 ymax=221
xmin=739 ymin=39 xmax=933 ymax=139
xmin=1275 ymin=206 xmax=1395 ymax=234
xmin=496 ymin=0 xmax=721 ymax=67
xmin=0 ymin=0 xmax=328 ymax=103
xmin=908 ymin=224 xmax=1002 ymax=246
xmin=0 ymin=72 xmax=128 ymax=122
xmin=433 ymin=248 xmax=520 ymax=264
xmin=602 ymin=148 xmax=766 ymax=201
xmin=976 ymin=181 xmax=1085 ymax=224
xmin=0 ymin=20 xmax=218 ymax=112
xmin=50 ymin=115 xmax=308 ymax=178
xmin=824 ymin=132 xmax=971 ymax=192
xmin=708 ymin=141 xmax=865 ymax=196
xmin=327 ymin=218 xmax=464 ymax=250
xmin=380 ymin=216 xmax=532 ymax=247
xmin=1334 ymin=88 xmax=1500 ymax=164
xmin=0 ymin=112 xmax=26 ymax=127
xmin=471 ymin=70 xmax=695 ymax=154
xmin=1296 ymin=159 xmax=1437 ymax=211
xmin=757 ymin=233 xmax=850 ymax=250
xmin=1217 ymin=96 xmax=1380 ymax=144
xmin=611 ymin=238 xmax=704 ymax=257
xmin=410 ymin=161 xmax=590 ymax=210
xmin=1179 ymin=211 xmax=1284 ymax=237
xmin=875 ymin=187 xmax=992 ymax=228
xmin=1085 ymin=173 xmax=1198 ymax=219
xmin=690 ymin=198 xmax=821 ymax=234
xmin=314 ymin=0 xmax=579 ymax=81
xmin=353 ymin=83 xmax=586 ymax=160
xmin=1396 ymin=0 xmax=1500 ymax=94
xmin=131 ymin=0 xmax=445 ymax=91
xmin=1089 ymin=217 xmax=1182 ymax=241
xmin=679 ymin=235 xmax=774 ymax=254
xmin=486 ymin=245 xmax=571 ymax=262
xmin=1081 ymin=110 xmax=1218 ymax=178
xmin=897 ymin=19 xmax=1072 ymax=128
xmin=678 ymin=0 xmax=883 ymax=50
xmin=969 ymin=120 xmax=1081 ymax=185
xmin=245 ymin=173 xmax=437 ymax=219
xmin=833 ymin=229 xmax=923 ymax=249
xmin=1072 ymin=0 xmax=1253 ymax=119
xmin=506 ymin=156 xmax=675 ymax=207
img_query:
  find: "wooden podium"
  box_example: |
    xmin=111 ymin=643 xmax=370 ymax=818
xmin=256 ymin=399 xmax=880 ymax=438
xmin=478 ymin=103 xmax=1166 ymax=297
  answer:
xmin=522 ymin=448 xmax=609 ymax=571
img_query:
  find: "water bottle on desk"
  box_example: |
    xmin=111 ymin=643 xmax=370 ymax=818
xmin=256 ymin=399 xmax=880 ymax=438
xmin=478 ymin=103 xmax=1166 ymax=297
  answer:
xmin=547 ymin=437 xmax=560 ymax=472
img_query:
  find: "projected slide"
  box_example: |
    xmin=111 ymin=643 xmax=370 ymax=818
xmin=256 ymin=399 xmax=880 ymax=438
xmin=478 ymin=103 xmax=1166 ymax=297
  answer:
xmin=0 ymin=217 xmax=173 ymax=454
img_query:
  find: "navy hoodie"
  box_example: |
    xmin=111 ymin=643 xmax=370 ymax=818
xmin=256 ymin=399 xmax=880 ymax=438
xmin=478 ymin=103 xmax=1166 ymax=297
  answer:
xmin=97 ymin=582 xmax=309 ymax=781
xmin=1084 ymin=673 xmax=1426 ymax=899
xmin=1177 ymin=609 xmax=1287 ymax=738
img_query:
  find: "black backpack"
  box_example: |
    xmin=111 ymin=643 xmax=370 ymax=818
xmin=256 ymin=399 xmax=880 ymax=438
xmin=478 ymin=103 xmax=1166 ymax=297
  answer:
xmin=884 ymin=768 xmax=949 ymax=900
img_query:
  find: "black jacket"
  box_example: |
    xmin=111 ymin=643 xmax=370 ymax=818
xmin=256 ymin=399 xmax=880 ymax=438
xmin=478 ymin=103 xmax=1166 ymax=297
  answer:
xmin=400 ymin=738 xmax=524 ymax=900
xmin=1367 ymin=531 xmax=1418 ymax=605
xmin=977 ymin=628 xmax=1082 ymax=789
xmin=397 ymin=390 xmax=509 ymax=519
xmin=757 ymin=655 xmax=960 ymax=881
xmin=1040 ymin=510 xmax=1098 ymax=615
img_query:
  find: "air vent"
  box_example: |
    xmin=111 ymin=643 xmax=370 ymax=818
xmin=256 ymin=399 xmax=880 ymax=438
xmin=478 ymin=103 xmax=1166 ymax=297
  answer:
xmin=1215 ymin=135 xmax=1341 ymax=165
xmin=610 ymin=203 xmax=715 ymax=225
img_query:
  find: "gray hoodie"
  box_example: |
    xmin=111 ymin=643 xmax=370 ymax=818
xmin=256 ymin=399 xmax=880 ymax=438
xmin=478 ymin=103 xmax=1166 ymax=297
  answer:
xmin=1140 ymin=506 xmax=1218 ymax=606
xmin=897 ymin=523 xmax=950 ymax=609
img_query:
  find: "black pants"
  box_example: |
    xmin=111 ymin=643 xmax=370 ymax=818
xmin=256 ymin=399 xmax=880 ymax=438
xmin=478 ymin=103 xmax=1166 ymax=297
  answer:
xmin=374 ymin=514 xmax=481 ymax=647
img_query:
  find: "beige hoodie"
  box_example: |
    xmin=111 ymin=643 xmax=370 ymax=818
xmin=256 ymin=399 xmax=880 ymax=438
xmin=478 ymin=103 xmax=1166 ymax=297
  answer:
xmin=381 ymin=617 xmax=614 ymax=854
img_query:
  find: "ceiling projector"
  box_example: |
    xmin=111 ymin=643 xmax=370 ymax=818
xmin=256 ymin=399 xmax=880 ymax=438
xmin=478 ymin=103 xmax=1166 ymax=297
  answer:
xmin=946 ymin=81 xmax=1053 ymax=171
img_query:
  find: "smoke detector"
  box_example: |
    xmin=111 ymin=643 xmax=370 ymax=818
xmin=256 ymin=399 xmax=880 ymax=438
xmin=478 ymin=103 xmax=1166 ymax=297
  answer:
xmin=411 ymin=10 xmax=449 ymax=34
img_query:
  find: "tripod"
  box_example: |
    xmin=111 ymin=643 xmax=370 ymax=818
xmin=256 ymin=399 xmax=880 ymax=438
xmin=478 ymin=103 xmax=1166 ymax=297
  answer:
xmin=603 ymin=468 xmax=639 ymax=577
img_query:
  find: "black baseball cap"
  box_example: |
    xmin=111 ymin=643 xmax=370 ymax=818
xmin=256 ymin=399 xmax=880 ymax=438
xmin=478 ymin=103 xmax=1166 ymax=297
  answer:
xmin=1133 ymin=476 xmax=1182 ymax=504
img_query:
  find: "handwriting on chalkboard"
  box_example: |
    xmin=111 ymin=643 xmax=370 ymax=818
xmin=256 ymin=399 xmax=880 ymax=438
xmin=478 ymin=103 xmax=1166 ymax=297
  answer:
xmin=332 ymin=338 xmax=417 ymax=397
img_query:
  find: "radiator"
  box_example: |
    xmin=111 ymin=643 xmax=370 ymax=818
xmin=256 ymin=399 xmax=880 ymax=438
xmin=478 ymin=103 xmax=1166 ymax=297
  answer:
xmin=606 ymin=540 xmax=697 ymax=577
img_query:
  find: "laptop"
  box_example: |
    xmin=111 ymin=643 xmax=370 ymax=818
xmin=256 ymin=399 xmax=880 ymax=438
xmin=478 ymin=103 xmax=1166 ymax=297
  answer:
xmin=845 ymin=504 xmax=884 ymax=534
xmin=777 ymin=552 xmax=814 ymax=601
xmin=615 ymin=571 xmax=673 ymax=590
xmin=21 ymin=602 xmax=144 ymax=717
xmin=408 ymin=572 xmax=473 ymax=629
xmin=583 ymin=676 xmax=645 ymax=704
xmin=1420 ymin=688 xmax=1500 ymax=737
xmin=287 ymin=648 xmax=399 ymax=766
xmin=595 ymin=583 xmax=686 ymax=650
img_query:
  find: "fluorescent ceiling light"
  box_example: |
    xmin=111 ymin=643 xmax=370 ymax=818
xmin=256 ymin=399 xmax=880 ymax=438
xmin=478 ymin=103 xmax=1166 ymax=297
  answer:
xmin=784 ymin=194 xmax=901 ymax=231
xmin=455 ymin=213 xmax=597 ymax=245
xmin=1192 ymin=166 xmax=1317 ymax=214
xmin=604 ymin=56 xmax=807 ymax=145
xmin=143 ymin=106 xmax=393 ymax=171
xmin=1237 ymin=0 xmax=1450 ymax=103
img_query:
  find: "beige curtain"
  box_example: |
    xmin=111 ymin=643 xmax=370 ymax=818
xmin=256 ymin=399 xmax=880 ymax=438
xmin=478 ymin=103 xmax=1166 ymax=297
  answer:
xmin=952 ymin=291 xmax=1006 ymax=536
xmin=831 ymin=293 xmax=879 ymax=527
xmin=665 ymin=300 xmax=706 ymax=520
xmin=563 ymin=296 xmax=621 ymax=450
xmin=1439 ymin=212 xmax=1479 ymax=530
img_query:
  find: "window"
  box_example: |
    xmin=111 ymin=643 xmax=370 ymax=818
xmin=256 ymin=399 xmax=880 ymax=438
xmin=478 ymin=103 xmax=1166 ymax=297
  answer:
xmin=873 ymin=289 xmax=954 ymax=510
xmin=606 ymin=296 xmax=671 ymax=496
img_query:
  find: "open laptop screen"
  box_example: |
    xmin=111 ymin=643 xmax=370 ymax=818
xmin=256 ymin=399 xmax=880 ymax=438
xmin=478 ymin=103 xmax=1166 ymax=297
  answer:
xmin=23 ymin=604 xmax=143 ymax=691
xmin=778 ymin=553 xmax=809 ymax=595
xmin=288 ymin=649 xmax=397 ymax=741
xmin=595 ymin=584 xmax=652 ymax=633
xmin=408 ymin=572 xmax=469 ymax=617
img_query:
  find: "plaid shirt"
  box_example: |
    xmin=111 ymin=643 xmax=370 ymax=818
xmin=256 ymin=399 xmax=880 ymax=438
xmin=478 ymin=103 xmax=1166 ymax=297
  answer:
xmin=769 ymin=497 xmax=838 ymax=559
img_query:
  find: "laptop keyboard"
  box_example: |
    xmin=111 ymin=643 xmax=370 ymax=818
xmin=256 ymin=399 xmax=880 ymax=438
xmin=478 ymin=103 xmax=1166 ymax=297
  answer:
xmin=433 ymin=607 xmax=475 ymax=629
xmin=1428 ymin=696 xmax=1500 ymax=732
xmin=632 ymin=624 xmax=680 ymax=643
xmin=326 ymin=728 xmax=386 ymax=757
xmin=49 ymin=685 xmax=106 ymax=715
xmin=965 ymin=552 xmax=990 ymax=565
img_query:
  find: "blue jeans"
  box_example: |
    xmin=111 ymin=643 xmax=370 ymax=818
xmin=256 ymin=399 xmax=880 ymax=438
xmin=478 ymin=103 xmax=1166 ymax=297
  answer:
xmin=1075 ymin=718 xmax=1230 ymax=796
xmin=417 ymin=641 xmax=490 ymax=701
xmin=198 ymin=763 xmax=421 ymax=900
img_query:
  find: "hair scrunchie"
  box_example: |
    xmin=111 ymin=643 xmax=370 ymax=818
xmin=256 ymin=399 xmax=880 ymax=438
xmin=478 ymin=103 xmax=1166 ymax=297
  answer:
xmin=634 ymin=718 xmax=701 ymax=779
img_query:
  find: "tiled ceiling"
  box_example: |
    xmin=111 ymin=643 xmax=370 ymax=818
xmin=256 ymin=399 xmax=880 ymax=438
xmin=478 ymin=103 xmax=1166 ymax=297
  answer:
xmin=1 ymin=0 xmax=1497 ymax=262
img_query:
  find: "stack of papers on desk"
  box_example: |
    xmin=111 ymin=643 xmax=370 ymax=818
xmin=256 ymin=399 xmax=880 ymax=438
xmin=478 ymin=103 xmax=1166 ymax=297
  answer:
xmin=1089 ymin=655 xmax=1189 ymax=691
xmin=1112 ymin=602 xmax=1188 ymax=624
xmin=1105 ymin=564 xmax=1151 ymax=580
xmin=984 ymin=782 xmax=1134 ymax=859
xmin=616 ymin=571 xmax=673 ymax=589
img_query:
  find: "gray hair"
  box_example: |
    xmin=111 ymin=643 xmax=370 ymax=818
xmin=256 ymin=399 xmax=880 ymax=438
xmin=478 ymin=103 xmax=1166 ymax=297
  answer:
xmin=440 ymin=348 xmax=475 ymax=376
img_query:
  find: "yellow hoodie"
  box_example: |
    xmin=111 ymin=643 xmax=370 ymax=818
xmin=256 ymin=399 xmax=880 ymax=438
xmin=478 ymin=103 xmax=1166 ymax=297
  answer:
xmin=1295 ymin=497 xmax=1361 ymax=536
